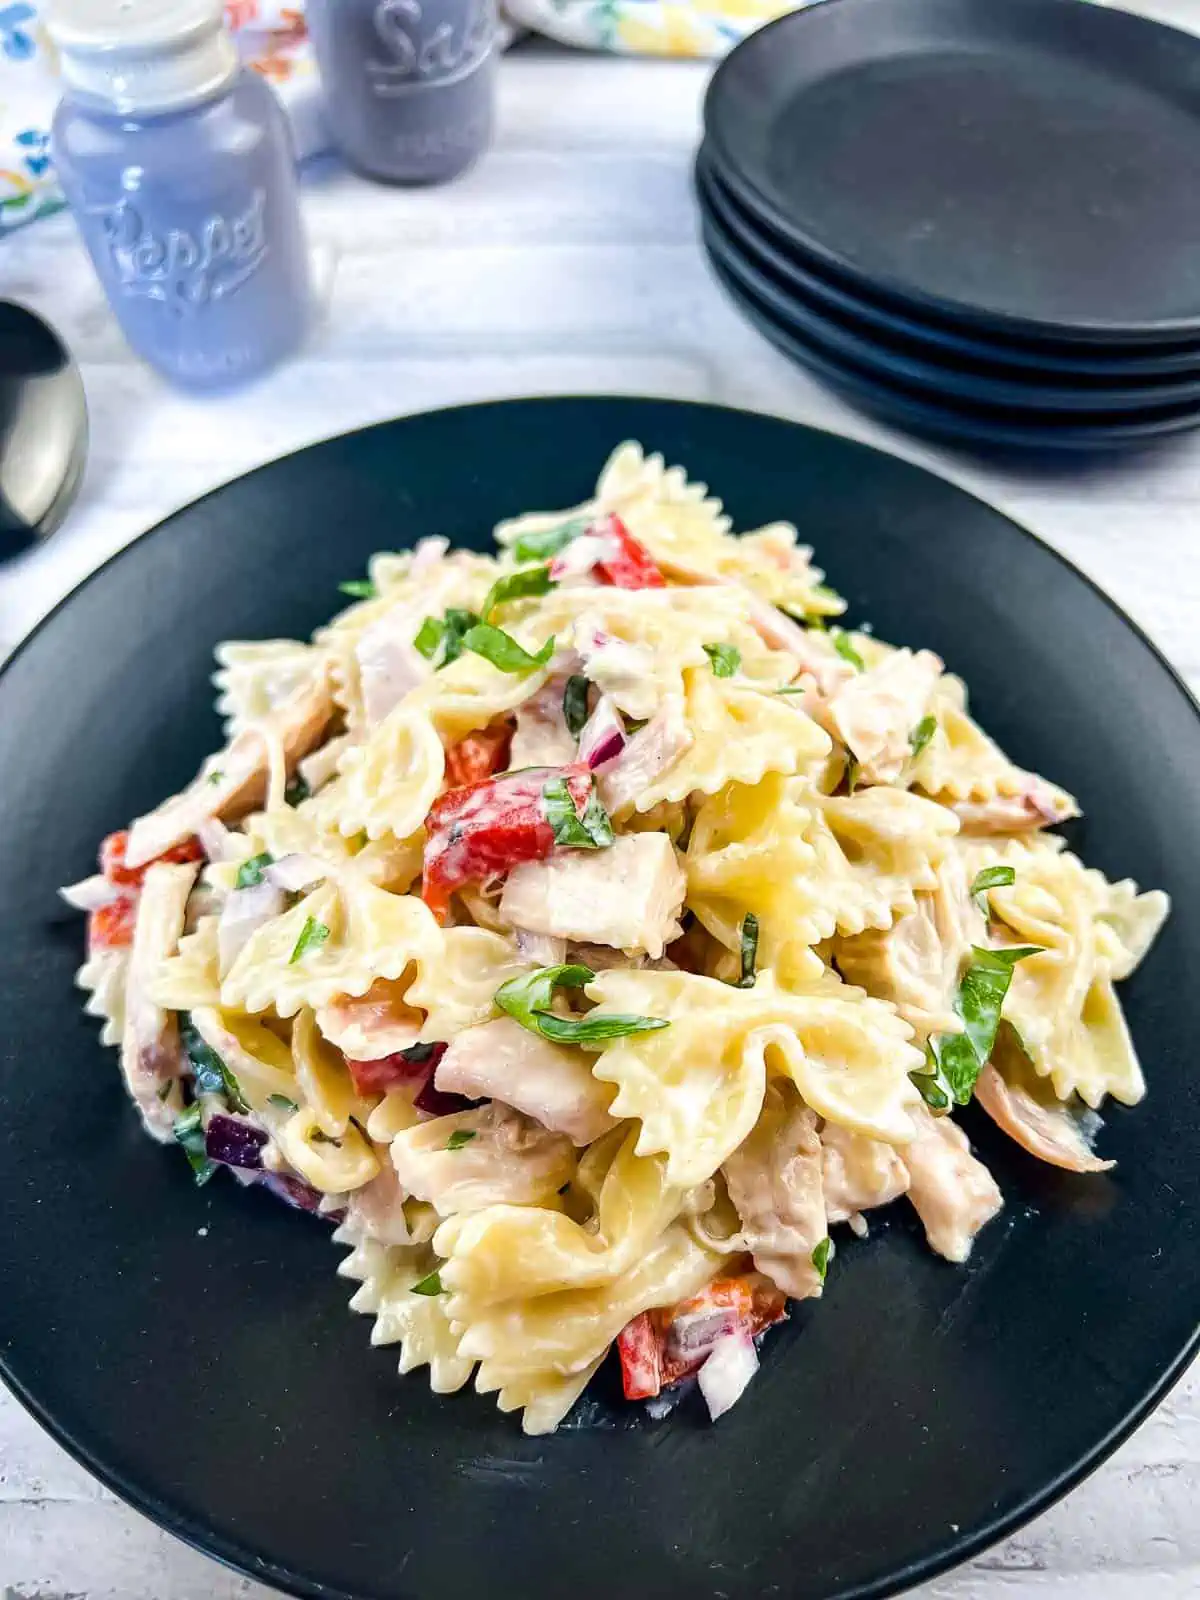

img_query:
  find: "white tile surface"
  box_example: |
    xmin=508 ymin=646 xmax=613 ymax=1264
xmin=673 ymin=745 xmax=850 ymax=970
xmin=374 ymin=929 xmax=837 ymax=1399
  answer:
xmin=1 ymin=40 xmax=1196 ymax=1600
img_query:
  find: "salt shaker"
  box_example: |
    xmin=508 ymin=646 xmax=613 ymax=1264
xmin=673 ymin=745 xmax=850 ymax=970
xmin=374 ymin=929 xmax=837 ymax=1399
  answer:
xmin=307 ymin=0 xmax=497 ymax=186
xmin=48 ymin=0 xmax=311 ymax=391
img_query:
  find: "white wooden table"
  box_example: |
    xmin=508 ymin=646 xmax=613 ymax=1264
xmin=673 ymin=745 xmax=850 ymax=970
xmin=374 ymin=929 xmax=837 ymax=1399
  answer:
xmin=1 ymin=40 xmax=1197 ymax=1600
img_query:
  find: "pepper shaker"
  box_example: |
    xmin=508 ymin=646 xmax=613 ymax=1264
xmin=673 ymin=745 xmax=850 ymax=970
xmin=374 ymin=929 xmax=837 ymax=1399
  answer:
xmin=48 ymin=0 xmax=312 ymax=390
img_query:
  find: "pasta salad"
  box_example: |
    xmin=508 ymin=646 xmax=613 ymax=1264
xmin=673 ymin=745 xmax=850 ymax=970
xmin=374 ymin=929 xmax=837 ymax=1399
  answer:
xmin=63 ymin=443 xmax=1169 ymax=1433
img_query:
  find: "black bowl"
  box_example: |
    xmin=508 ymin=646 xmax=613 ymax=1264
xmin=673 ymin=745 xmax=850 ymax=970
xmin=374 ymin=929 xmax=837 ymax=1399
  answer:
xmin=1 ymin=399 xmax=1197 ymax=1600
xmin=704 ymin=0 xmax=1200 ymax=344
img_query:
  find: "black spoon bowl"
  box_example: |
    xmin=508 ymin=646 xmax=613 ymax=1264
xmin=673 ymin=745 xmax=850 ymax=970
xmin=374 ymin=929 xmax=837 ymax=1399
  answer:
xmin=0 ymin=300 xmax=88 ymax=559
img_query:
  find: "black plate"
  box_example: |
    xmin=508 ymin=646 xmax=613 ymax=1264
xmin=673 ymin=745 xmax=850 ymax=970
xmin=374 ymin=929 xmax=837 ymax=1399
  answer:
xmin=699 ymin=197 xmax=1200 ymax=416
xmin=704 ymin=0 xmax=1200 ymax=342
xmin=1 ymin=398 xmax=1198 ymax=1600
xmin=706 ymin=245 xmax=1200 ymax=451
xmin=696 ymin=149 xmax=1200 ymax=383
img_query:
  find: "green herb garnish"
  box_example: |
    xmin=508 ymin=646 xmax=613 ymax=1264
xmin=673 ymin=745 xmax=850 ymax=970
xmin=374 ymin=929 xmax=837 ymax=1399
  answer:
xmin=971 ymin=865 xmax=1016 ymax=917
xmin=413 ymin=616 xmax=444 ymax=660
xmin=289 ymin=916 xmax=330 ymax=965
xmin=481 ymin=564 xmax=554 ymax=621
xmin=446 ymin=1129 xmax=477 ymax=1151
xmin=811 ymin=1236 xmax=833 ymax=1283
xmin=414 ymin=607 xmax=481 ymax=668
xmin=495 ymin=964 xmax=669 ymax=1047
xmin=462 ymin=622 xmax=554 ymax=675
xmin=541 ymin=777 xmax=614 ymax=849
xmin=235 ymin=851 xmax=274 ymax=890
xmin=339 ymin=578 xmax=376 ymax=600
xmin=410 ymin=1269 xmax=446 ymax=1297
xmin=511 ymin=516 xmax=589 ymax=564
xmin=173 ymin=1103 xmax=216 ymax=1186
xmin=181 ymin=1020 xmax=249 ymax=1113
xmin=737 ymin=913 xmax=759 ymax=989
xmin=285 ymin=774 xmax=310 ymax=807
xmin=207 ymin=770 xmax=224 ymax=786
xmin=562 ymin=674 xmax=591 ymax=738
xmin=910 ymin=715 xmax=937 ymax=763
xmin=268 ymin=1093 xmax=299 ymax=1112
xmin=775 ymin=685 xmax=807 ymax=695
xmin=845 ymin=754 xmax=860 ymax=795
xmin=912 ymin=945 xmax=1044 ymax=1110
xmin=703 ymin=643 xmax=741 ymax=678
xmin=832 ymin=630 xmax=865 ymax=672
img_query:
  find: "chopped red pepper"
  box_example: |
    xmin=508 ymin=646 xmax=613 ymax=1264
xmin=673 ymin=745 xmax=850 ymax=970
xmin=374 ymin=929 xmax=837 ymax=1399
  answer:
xmin=87 ymin=895 xmax=138 ymax=952
xmin=421 ymin=764 xmax=591 ymax=921
xmin=592 ymin=514 xmax=665 ymax=591
xmin=100 ymin=828 xmax=203 ymax=888
xmin=443 ymin=723 xmax=513 ymax=789
xmin=617 ymin=1275 xmax=788 ymax=1400
xmin=345 ymin=1042 xmax=446 ymax=1098
xmin=617 ymin=1313 xmax=663 ymax=1400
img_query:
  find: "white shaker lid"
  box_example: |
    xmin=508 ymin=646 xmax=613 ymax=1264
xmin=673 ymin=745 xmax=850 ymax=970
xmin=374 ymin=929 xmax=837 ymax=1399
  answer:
xmin=47 ymin=0 xmax=238 ymax=115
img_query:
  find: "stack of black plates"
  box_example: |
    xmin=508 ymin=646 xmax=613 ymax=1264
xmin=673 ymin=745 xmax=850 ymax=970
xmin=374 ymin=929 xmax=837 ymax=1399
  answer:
xmin=699 ymin=0 xmax=1200 ymax=450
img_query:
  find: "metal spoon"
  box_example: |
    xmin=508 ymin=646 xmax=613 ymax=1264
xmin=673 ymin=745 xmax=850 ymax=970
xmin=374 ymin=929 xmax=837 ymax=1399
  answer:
xmin=0 ymin=300 xmax=88 ymax=560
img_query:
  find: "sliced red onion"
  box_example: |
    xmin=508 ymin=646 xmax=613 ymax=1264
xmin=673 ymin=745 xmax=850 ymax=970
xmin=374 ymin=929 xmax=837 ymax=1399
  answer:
xmin=577 ymin=693 xmax=627 ymax=770
xmin=205 ymin=1113 xmax=268 ymax=1170
xmin=217 ymin=880 xmax=286 ymax=973
xmin=697 ymin=1332 xmax=759 ymax=1421
xmin=266 ymin=852 xmax=328 ymax=893
xmin=59 ymin=873 xmax=122 ymax=912
xmin=414 ymin=1072 xmax=476 ymax=1118
xmin=259 ymin=1171 xmax=330 ymax=1215
xmin=664 ymin=1307 xmax=740 ymax=1362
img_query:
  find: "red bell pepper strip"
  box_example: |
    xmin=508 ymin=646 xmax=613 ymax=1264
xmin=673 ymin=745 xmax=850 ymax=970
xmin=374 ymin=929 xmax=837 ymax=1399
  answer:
xmin=443 ymin=724 xmax=513 ymax=789
xmin=617 ymin=1275 xmax=788 ymax=1400
xmin=421 ymin=764 xmax=591 ymax=921
xmin=617 ymin=1313 xmax=663 ymax=1401
xmin=592 ymin=514 xmax=665 ymax=591
xmin=87 ymin=895 xmax=139 ymax=952
xmin=100 ymin=828 xmax=203 ymax=889
xmin=345 ymin=1042 xmax=446 ymax=1098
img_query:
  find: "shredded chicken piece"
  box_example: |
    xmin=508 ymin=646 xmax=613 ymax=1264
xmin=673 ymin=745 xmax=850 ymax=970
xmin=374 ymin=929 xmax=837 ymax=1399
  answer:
xmin=900 ymin=1104 xmax=1003 ymax=1263
xmin=355 ymin=605 xmax=434 ymax=728
xmin=341 ymin=1161 xmax=424 ymax=1246
xmin=820 ymin=1121 xmax=910 ymax=1227
xmin=499 ymin=832 xmax=686 ymax=958
xmin=826 ymin=648 xmax=943 ymax=785
xmin=316 ymin=975 xmax=424 ymax=1060
xmin=949 ymin=778 xmax=1079 ymax=834
xmin=744 ymin=598 xmax=854 ymax=697
xmin=126 ymin=675 xmax=333 ymax=868
xmin=723 ymin=1095 xmax=826 ymax=1298
xmin=573 ymin=616 xmax=660 ymax=721
xmin=597 ymin=695 xmax=692 ymax=818
xmin=121 ymin=861 xmax=200 ymax=1141
xmin=434 ymin=1016 xmax=616 ymax=1145
xmin=509 ymin=675 xmax=577 ymax=769
xmin=390 ymin=1102 xmax=574 ymax=1216
xmin=975 ymin=1058 xmax=1113 ymax=1174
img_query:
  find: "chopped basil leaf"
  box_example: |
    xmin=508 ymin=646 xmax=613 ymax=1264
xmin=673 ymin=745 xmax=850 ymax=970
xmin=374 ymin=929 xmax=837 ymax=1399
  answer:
xmin=181 ymin=1020 xmax=249 ymax=1113
xmin=173 ymin=1103 xmax=216 ymax=1185
xmin=832 ymin=630 xmax=865 ymax=672
xmin=845 ymin=754 xmax=860 ymax=795
xmin=909 ymin=1042 xmax=953 ymax=1112
xmin=511 ymin=516 xmax=589 ymax=564
xmin=542 ymin=777 xmax=613 ymax=849
xmin=207 ymin=770 xmax=224 ymax=785
xmin=481 ymin=564 xmax=554 ymax=621
xmin=463 ymin=622 xmax=554 ymax=674
xmin=446 ymin=1129 xmax=477 ymax=1151
xmin=562 ymin=674 xmax=591 ymax=738
xmin=924 ymin=945 xmax=1044 ymax=1108
xmin=775 ymin=685 xmax=807 ymax=695
xmin=285 ymin=774 xmax=310 ymax=807
xmin=413 ymin=615 xmax=444 ymax=660
xmin=157 ymin=1081 xmax=173 ymax=1102
xmin=311 ymin=1129 xmax=341 ymax=1145
xmin=811 ymin=1236 xmax=833 ymax=1282
xmin=534 ymin=1011 xmax=671 ymax=1045
xmin=496 ymin=963 xmax=668 ymax=1045
xmin=910 ymin=714 xmax=937 ymax=762
xmin=410 ymin=1268 xmax=445 ymax=1297
xmin=289 ymin=915 xmax=330 ymax=965
xmin=737 ymin=912 xmax=759 ymax=989
xmin=268 ymin=1093 xmax=299 ymax=1112
xmin=236 ymin=851 xmax=274 ymax=890
xmin=339 ymin=578 xmax=376 ymax=599
xmin=971 ymin=865 xmax=1016 ymax=916
xmin=703 ymin=642 xmax=741 ymax=678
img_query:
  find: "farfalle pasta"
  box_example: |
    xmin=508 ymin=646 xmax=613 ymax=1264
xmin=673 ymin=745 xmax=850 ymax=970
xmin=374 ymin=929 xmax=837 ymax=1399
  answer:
xmin=63 ymin=443 xmax=1168 ymax=1433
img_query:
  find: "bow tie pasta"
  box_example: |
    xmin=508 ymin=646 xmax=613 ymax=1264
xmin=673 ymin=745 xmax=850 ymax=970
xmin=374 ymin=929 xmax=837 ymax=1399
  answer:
xmin=62 ymin=442 xmax=1168 ymax=1433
